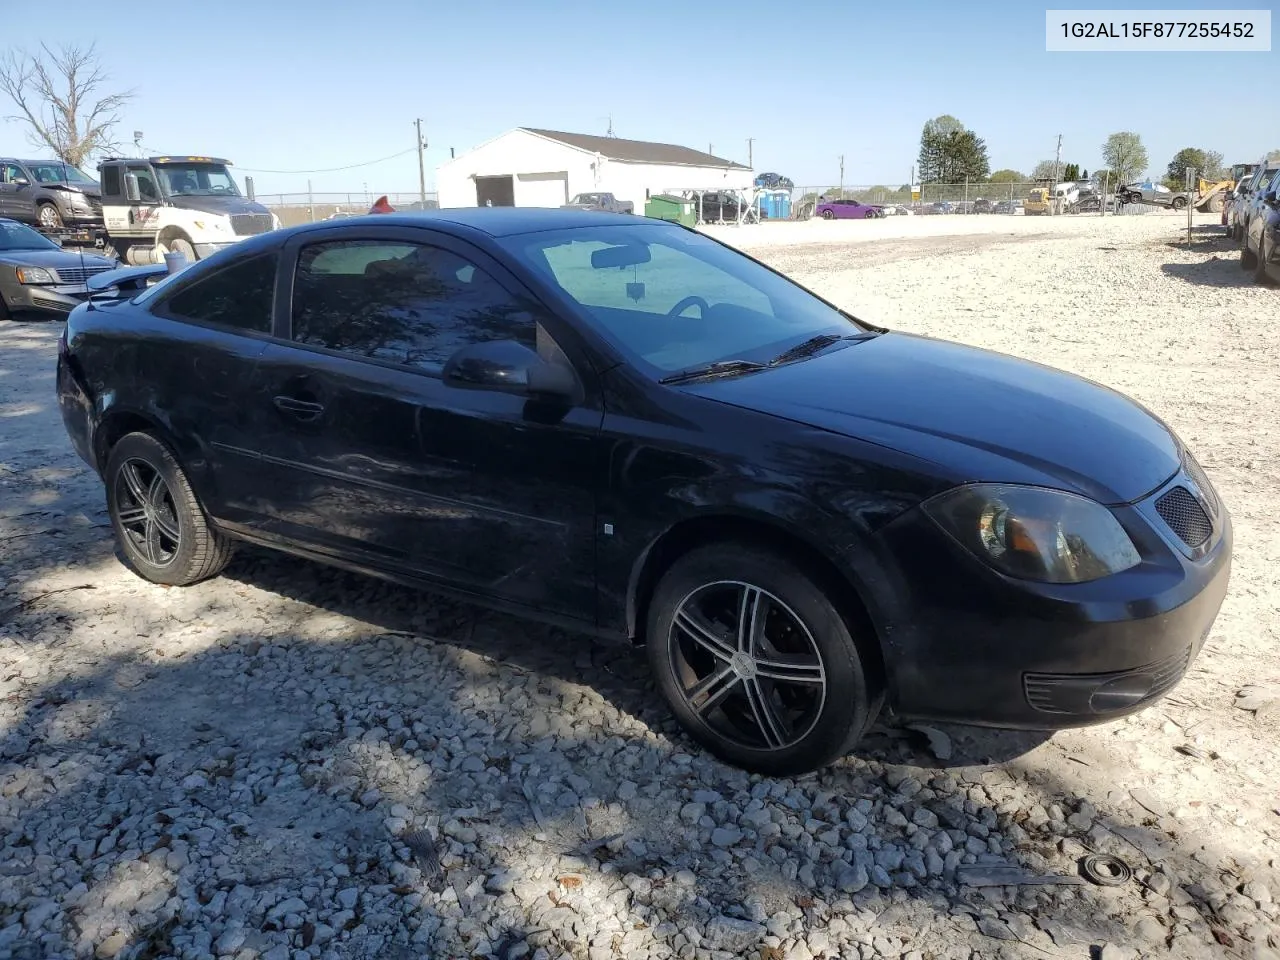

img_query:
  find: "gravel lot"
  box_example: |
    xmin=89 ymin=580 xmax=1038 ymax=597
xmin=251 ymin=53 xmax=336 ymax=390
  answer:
xmin=2 ymin=213 xmax=1277 ymax=960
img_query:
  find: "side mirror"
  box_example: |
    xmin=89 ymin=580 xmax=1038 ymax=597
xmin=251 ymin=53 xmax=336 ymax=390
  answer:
xmin=124 ymin=174 xmax=141 ymax=203
xmin=13 ymin=177 xmax=30 ymax=186
xmin=442 ymin=340 xmax=578 ymax=401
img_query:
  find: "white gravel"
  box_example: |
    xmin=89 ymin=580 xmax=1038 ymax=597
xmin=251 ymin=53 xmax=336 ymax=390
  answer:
xmin=1 ymin=212 xmax=1278 ymax=960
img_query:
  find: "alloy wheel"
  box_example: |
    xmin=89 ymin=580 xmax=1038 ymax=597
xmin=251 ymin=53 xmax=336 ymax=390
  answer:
xmin=114 ymin=458 xmax=182 ymax=567
xmin=667 ymin=580 xmax=827 ymax=751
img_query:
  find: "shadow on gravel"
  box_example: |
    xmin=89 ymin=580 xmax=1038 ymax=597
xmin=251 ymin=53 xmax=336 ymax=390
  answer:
xmin=2 ymin=321 xmax=1276 ymax=960
xmin=1161 ymin=255 xmax=1259 ymax=289
xmin=2 ymin=549 xmax=1275 ymax=959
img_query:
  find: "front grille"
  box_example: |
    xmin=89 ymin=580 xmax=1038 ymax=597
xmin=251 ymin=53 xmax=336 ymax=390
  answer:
xmin=54 ymin=264 xmax=114 ymax=284
xmin=230 ymin=213 xmax=274 ymax=236
xmin=1024 ymin=646 xmax=1191 ymax=715
xmin=31 ymin=296 xmax=76 ymax=311
xmin=1155 ymin=486 xmax=1213 ymax=548
xmin=87 ymin=196 xmax=103 ymax=216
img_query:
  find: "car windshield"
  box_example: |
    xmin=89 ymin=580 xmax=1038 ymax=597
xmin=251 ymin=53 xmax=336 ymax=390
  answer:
xmin=158 ymin=163 xmax=241 ymax=197
xmin=26 ymin=162 xmax=96 ymax=184
xmin=498 ymin=222 xmax=864 ymax=375
xmin=0 ymin=220 xmax=59 ymax=251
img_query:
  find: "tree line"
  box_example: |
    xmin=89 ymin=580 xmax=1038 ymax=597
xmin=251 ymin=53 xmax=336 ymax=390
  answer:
xmin=914 ymin=115 xmax=1276 ymax=192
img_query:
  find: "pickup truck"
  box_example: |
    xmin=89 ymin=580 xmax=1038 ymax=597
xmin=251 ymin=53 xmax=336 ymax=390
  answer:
xmin=561 ymin=192 xmax=634 ymax=214
xmin=1116 ymin=181 xmax=1190 ymax=210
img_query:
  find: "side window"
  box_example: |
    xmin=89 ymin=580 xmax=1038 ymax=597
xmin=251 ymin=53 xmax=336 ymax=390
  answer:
xmin=157 ymin=253 xmax=277 ymax=332
xmin=101 ymin=166 xmax=122 ymax=197
xmin=290 ymin=239 xmax=537 ymax=370
xmin=2 ymin=163 xmax=25 ymax=184
xmin=128 ymin=165 xmax=159 ymax=202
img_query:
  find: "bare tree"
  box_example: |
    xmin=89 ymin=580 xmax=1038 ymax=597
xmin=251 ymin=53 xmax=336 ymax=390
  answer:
xmin=0 ymin=43 xmax=134 ymax=168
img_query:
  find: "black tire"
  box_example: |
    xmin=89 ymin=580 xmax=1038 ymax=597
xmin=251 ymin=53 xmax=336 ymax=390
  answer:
xmin=1241 ymin=238 xmax=1258 ymax=270
xmin=646 ymin=543 xmax=880 ymax=776
xmin=864 ymin=209 xmax=876 ymax=219
xmin=0 ymin=295 xmax=11 ymax=321
xmin=1255 ymin=238 xmax=1273 ymax=285
xmin=37 ymin=202 xmax=63 ymax=229
xmin=104 ymin=431 xmax=234 ymax=586
xmin=821 ymin=210 xmax=835 ymax=220
xmin=1171 ymin=196 xmax=1188 ymax=211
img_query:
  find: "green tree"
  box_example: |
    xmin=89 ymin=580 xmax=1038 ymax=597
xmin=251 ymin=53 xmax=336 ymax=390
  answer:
xmin=989 ymin=169 xmax=1026 ymax=183
xmin=1102 ymin=132 xmax=1148 ymax=185
xmin=1082 ymin=168 xmax=1089 ymax=179
xmin=916 ymin=115 xmax=989 ymax=183
xmin=1062 ymin=163 xmax=1080 ymax=181
xmin=1165 ymin=147 xmax=1225 ymax=187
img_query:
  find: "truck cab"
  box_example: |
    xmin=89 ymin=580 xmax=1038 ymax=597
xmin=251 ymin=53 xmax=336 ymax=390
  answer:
xmin=97 ymin=156 xmax=280 ymax=265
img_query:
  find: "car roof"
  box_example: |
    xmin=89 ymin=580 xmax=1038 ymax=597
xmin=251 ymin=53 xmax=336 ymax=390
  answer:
xmin=281 ymin=207 xmax=657 ymax=239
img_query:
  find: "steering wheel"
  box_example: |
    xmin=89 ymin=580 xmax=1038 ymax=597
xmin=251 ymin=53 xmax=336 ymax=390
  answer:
xmin=668 ymin=295 xmax=710 ymax=317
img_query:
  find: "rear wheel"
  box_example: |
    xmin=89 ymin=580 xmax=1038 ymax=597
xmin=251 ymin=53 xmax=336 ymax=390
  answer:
xmin=37 ymin=202 xmax=62 ymax=229
xmin=104 ymin=431 xmax=234 ymax=586
xmin=1171 ymin=196 xmax=1188 ymax=211
xmin=646 ymin=543 xmax=880 ymax=776
xmin=1255 ymin=237 xmax=1273 ymax=285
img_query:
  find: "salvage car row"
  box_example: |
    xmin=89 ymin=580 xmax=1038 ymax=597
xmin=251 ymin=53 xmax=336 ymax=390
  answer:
xmin=1225 ymin=160 xmax=1280 ymax=286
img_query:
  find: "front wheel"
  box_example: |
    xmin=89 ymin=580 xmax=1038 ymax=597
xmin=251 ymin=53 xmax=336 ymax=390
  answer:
xmin=1171 ymin=196 xmax=1188 ymax=211
xmin=37 ymin=203 xmax=63 ymax=229
xmin=821 ymin=210 xmax=835 ymax=220
xmin=1241 ymin=239 xmax=1258 ymax=270
xmin=864 ymin=210 xmax=876 ymax=219
xmin=646 ymin=543 xmax=880 ymax=776
xmin=104 ymin=431 xmax=234 ymax=586
xmin=163 ymin=235 xmax=197 ymax=263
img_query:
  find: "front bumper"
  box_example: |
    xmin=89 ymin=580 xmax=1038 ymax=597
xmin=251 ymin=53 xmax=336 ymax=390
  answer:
xmin=0 ymin=282 xmax=89 ymax=316
xmin=869 ymin=463 xmax=1232 ymax=729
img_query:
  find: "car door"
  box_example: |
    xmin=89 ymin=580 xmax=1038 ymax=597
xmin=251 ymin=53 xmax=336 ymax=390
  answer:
xmin=128 ymin=248 xmax=279 ymax=523
xmin=0 ymin=162 xmax=30 ymax=220
xmin=236 ymin=225 xmax=603 ymax=621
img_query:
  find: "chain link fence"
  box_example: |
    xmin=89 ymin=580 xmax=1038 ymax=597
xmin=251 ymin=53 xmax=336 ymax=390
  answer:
xmin=782 ymin=182 xmax=1177 ymax=220
xmin=255 ymin=192 xmax=440 ymax=227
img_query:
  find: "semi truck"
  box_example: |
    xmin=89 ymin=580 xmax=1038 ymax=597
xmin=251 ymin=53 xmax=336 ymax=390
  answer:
xmin=95 ymin=155 xmax=280 ymax=264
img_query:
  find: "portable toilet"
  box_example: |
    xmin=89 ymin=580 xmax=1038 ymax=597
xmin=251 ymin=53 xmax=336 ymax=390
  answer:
xmin=758 ymin=190 xmax=792 ymax=220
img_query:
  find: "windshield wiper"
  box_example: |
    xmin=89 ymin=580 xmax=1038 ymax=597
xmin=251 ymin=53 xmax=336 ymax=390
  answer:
xmin=659 ymin=359 xmax=768 ymax=384
xmin=767 ymin=332 xmax=876 ymax=367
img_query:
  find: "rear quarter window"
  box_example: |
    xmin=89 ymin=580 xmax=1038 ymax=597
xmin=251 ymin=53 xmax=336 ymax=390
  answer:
xmin=152 ymin=253 xmax=277 ymax=333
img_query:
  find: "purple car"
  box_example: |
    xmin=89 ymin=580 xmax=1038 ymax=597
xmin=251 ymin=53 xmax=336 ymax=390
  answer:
xmin=816 ymin=199 xmax=883 ymax=220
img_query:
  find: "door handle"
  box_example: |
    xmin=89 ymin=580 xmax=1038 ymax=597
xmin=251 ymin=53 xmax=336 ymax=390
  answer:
xmin=272 ymin=395 xmax=325 ymax=418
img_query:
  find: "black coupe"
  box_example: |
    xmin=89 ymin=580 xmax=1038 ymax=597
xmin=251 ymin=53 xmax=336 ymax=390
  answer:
xmin=57 ymin=209 xmax=1231 ymax=774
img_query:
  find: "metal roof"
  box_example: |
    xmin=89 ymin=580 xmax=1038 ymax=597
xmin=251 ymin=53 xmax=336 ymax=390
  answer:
xmin=521 ymin=128 xmax=750 ymax=170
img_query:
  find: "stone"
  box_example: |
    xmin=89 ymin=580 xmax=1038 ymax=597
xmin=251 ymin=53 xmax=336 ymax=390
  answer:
xmin=711 ymin=827 xmax=743 ymax=848
xmin=704 ymin=915 xmax=764 ymax=952
xmin=95 ymin=932 xmax=129 ymax=959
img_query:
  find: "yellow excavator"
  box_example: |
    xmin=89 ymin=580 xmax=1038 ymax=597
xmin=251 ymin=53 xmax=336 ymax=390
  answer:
xmin=1193 ymin=177 xmax=1235 ymax=213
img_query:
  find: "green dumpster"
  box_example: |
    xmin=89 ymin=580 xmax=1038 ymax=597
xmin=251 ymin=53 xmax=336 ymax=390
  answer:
xmin=645 ymin=194 xmax=696 ymax=227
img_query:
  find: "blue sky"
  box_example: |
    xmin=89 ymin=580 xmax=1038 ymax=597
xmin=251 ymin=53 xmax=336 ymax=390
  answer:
xmin=2 ymin=0 xmax=1274 ymax=195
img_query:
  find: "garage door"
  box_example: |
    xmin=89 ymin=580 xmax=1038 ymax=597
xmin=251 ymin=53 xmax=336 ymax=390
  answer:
xmin=516 ymin=172 xmax=569 ymax=208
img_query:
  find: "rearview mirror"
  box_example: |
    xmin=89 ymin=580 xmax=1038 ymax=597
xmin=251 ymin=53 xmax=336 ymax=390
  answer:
xmin=124 ymin=174 xmax=141 ymax=203
xmin=442 ymin=340 xmax=578 ymax=401
xmin=591 ymin=243 xmax=651 ymax=269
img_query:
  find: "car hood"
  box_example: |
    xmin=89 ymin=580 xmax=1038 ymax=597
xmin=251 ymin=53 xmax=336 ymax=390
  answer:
xmin=46 ymin=182 xmax=102 ymax=198
xmin=0 ymin=248 xmax=117 ymax=270
xmin=685 ymin=332 xmax=1180 ymax=505
xmin=165 ymin=195 xmax=272 ymax=217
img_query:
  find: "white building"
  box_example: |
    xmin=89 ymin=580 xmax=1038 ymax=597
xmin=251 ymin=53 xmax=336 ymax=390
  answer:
xmin=435 ymin=127 xmax=753 ymax=212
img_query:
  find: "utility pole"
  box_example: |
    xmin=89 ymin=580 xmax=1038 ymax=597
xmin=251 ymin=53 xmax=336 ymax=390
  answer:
xmin=1052 ymin=133 xmax=1062 ymax=214
xmin=747 ymin=138 xmax=754 ymax=169
xmin=838 ymin=155 xmax=844 ymax=198
xmin=415 ymin=118 xmax=428 ymax=206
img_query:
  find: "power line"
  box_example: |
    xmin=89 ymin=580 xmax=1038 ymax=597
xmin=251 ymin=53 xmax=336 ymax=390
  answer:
xmin=236 ymin=147 xmax=418 ymax=175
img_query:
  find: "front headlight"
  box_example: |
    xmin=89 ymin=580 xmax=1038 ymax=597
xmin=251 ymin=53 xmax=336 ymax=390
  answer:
xmin=15 ymin=266 xmax=56 ymax=285
xmin=922 ymin=483 xmax=1141 ymax=583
